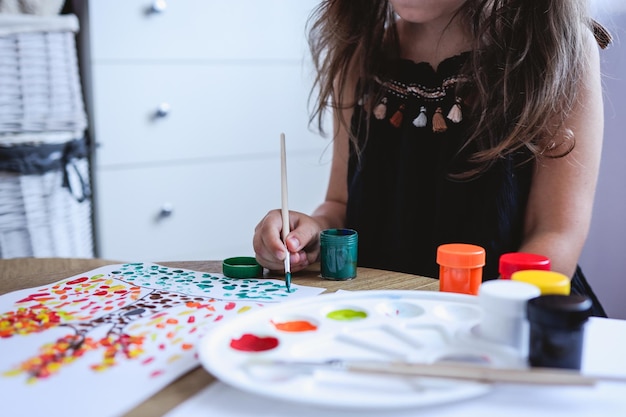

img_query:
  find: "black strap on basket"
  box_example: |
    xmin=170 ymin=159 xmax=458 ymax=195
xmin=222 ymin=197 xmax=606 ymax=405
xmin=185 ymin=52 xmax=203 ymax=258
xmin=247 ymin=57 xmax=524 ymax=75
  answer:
xmin=0 ymin=137 xmax=92 ymax=203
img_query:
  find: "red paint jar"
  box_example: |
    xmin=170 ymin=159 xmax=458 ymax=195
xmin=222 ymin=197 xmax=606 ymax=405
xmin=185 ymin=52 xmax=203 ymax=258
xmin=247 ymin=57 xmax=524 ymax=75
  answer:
xmin=499 ymin=252 xmax=551 ymax=280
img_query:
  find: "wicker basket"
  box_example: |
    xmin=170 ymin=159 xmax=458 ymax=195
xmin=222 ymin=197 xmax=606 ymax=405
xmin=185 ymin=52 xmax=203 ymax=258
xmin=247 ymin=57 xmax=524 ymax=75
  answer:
xmin=0 ymin=14 xmax=93 ymax=258
xmin=0 ymin=14 xmax=87 ymax=134
xmin=0 ymin=154 xmax=94 ymax=258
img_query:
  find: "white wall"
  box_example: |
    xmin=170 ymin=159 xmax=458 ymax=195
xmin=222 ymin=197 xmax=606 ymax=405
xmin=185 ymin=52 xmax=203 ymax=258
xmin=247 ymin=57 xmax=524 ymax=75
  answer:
xmin=580 ymin=1 xmax=626 ymax=319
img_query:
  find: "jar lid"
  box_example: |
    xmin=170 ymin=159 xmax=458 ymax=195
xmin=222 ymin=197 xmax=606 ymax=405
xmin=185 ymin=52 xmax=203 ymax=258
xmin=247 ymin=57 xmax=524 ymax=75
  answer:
xmin=511 ymin=270 xmax=570 ymax=295
xmin=479 ymin=280 xmax=541 ymax=317
xmin=499 ymin=252 xmax=550 ymax=279
xmin=436 ymin=243 xmax=485 ymax=268
xmin=526 ymin=295 xmax=592 ymax=329
xmin=222 ymin=256 xmax=263 ymax=278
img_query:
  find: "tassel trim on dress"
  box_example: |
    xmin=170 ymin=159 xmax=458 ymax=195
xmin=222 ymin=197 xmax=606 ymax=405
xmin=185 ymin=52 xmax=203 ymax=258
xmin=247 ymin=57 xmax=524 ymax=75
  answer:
xmin=369 ymin=96 xmax=463 ymax=133
xmin=412 ymin=106 xmax=427 ymax=128
xmin=389 ymin=104 xmax=405 ymax=128
xmin=446 ymin=97 xmax=463 ymax=123
xmin=373 ymin=97 xmax=388 ymax=120
xmin=432 ymin=107 xmax=448 ymax=133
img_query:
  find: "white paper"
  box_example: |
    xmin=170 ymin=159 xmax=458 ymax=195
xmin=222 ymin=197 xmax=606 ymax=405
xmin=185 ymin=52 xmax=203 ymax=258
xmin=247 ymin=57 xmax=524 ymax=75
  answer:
xmin=0 ymin=262 xmax=325 ymax=417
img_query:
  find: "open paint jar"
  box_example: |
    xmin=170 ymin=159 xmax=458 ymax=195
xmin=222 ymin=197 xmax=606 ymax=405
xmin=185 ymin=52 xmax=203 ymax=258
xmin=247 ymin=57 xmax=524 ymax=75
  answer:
xmin=320 ymin=228 xmax=358 ymax=280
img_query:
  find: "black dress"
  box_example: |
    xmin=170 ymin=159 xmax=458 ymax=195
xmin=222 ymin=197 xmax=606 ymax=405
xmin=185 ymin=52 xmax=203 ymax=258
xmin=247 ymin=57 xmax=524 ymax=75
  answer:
xmin=345 ymin=53 xmax=607 ymax=317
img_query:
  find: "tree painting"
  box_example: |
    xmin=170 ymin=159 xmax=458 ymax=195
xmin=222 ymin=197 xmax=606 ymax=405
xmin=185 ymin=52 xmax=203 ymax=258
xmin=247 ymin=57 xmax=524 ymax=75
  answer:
xmin=0 ymin=263 xmax=290 ymax=383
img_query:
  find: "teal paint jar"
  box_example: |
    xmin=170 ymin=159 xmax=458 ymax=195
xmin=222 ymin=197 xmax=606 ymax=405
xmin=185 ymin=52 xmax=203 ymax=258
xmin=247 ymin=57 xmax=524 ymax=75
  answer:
xmin=320 ymin=228 xmax=358 ymax=280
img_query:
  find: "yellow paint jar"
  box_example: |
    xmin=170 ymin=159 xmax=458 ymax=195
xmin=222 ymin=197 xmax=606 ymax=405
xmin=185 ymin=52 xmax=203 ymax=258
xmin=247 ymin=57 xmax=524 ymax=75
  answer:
xmin=511 ymin=270 xmax=571 ymax=295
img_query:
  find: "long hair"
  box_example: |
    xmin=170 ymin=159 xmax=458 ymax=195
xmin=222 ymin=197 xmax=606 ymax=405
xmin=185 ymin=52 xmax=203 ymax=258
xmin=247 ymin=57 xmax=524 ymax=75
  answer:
xmin=307 ymin=0 xmax=610 ymax=178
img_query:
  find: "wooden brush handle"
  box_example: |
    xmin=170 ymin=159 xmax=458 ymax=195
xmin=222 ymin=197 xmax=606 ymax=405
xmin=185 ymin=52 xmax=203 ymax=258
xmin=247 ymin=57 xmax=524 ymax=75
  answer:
xmin=345 ymin=361 xmax=623 ymax=386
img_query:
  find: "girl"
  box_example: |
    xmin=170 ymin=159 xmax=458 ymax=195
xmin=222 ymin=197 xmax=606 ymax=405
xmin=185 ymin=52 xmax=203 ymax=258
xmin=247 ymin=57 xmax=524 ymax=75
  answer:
xmin=253 ymin=0 xmax=610 ymax=316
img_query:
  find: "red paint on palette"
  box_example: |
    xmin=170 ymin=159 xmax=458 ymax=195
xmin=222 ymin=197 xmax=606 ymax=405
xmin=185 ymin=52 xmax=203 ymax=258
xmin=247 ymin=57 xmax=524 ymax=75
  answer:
xmin=230 ymin=334 xmax=279 ymax=352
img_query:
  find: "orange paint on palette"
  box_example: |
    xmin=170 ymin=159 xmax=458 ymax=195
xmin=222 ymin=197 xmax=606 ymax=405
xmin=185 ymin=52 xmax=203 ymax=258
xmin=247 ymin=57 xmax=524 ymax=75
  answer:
xmin=271 ymin=320 xmax=317 ymax=332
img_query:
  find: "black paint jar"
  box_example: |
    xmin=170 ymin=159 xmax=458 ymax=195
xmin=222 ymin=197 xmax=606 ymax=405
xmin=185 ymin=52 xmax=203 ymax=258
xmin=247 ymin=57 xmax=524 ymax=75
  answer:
xmin=526 ymin=294 xmax=592 ymax=370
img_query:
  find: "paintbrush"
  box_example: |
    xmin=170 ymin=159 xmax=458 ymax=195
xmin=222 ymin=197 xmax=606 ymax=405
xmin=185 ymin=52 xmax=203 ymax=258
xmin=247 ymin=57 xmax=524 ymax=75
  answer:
xmin=280 ymin=133 xmax=291 ymax=292
xmin=247 ymin=358 xmax=626 ymax=386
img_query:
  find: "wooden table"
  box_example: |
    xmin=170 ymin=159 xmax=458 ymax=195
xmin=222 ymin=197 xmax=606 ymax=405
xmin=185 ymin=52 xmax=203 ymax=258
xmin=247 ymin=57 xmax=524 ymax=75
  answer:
xmin=0 ymin=257 xmax=439 ymax=416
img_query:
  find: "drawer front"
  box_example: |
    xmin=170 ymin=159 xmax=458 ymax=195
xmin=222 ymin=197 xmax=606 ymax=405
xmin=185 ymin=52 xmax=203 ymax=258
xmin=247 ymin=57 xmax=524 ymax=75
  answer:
xmin=95 ymin=155 xmax=330 ymax=261
xmin=91 ymin=62 xmax=326 ymax=167
xmin=88 ymin=0 xmax=320 ymax=61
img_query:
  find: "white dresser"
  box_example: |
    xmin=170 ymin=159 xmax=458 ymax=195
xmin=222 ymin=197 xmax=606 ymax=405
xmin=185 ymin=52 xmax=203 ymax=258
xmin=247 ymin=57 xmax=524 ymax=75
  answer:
xmin=77 ymin=0 xmax=329 ymax=261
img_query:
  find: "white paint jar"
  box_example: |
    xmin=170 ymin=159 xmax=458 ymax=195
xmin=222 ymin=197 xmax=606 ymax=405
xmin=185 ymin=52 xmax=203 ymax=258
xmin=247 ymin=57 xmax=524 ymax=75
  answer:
xmin=478 ymin=280 xmax=541 ymax=354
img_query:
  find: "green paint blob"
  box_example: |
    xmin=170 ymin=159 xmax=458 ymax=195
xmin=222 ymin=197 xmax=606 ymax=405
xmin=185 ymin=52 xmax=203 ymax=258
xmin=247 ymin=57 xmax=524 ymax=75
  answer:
xmin=326 ymin=309 xmax=367 ymax=321
xmin=197 ymin=284 xmax=213 ymax=290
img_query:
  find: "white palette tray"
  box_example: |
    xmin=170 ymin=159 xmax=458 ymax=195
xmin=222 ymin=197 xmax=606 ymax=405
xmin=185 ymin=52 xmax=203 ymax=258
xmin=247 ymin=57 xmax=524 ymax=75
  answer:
xmin=199 ymin=290 xmax=524 ymax=409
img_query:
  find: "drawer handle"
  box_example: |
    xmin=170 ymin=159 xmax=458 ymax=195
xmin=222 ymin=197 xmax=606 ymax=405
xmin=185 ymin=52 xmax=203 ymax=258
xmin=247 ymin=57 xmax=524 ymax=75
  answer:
xmin=159 ymin=203 xmax=174 ymax=218
xmin=155 ymin=102 xmax=171 ymax=118
xmin=149 ymin=0 xmax=167 ymax=14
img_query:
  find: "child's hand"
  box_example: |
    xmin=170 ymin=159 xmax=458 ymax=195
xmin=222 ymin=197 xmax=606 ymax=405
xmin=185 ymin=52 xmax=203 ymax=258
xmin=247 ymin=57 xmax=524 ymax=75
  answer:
xmin=253 ymin=209 xmax=321 ymax=273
